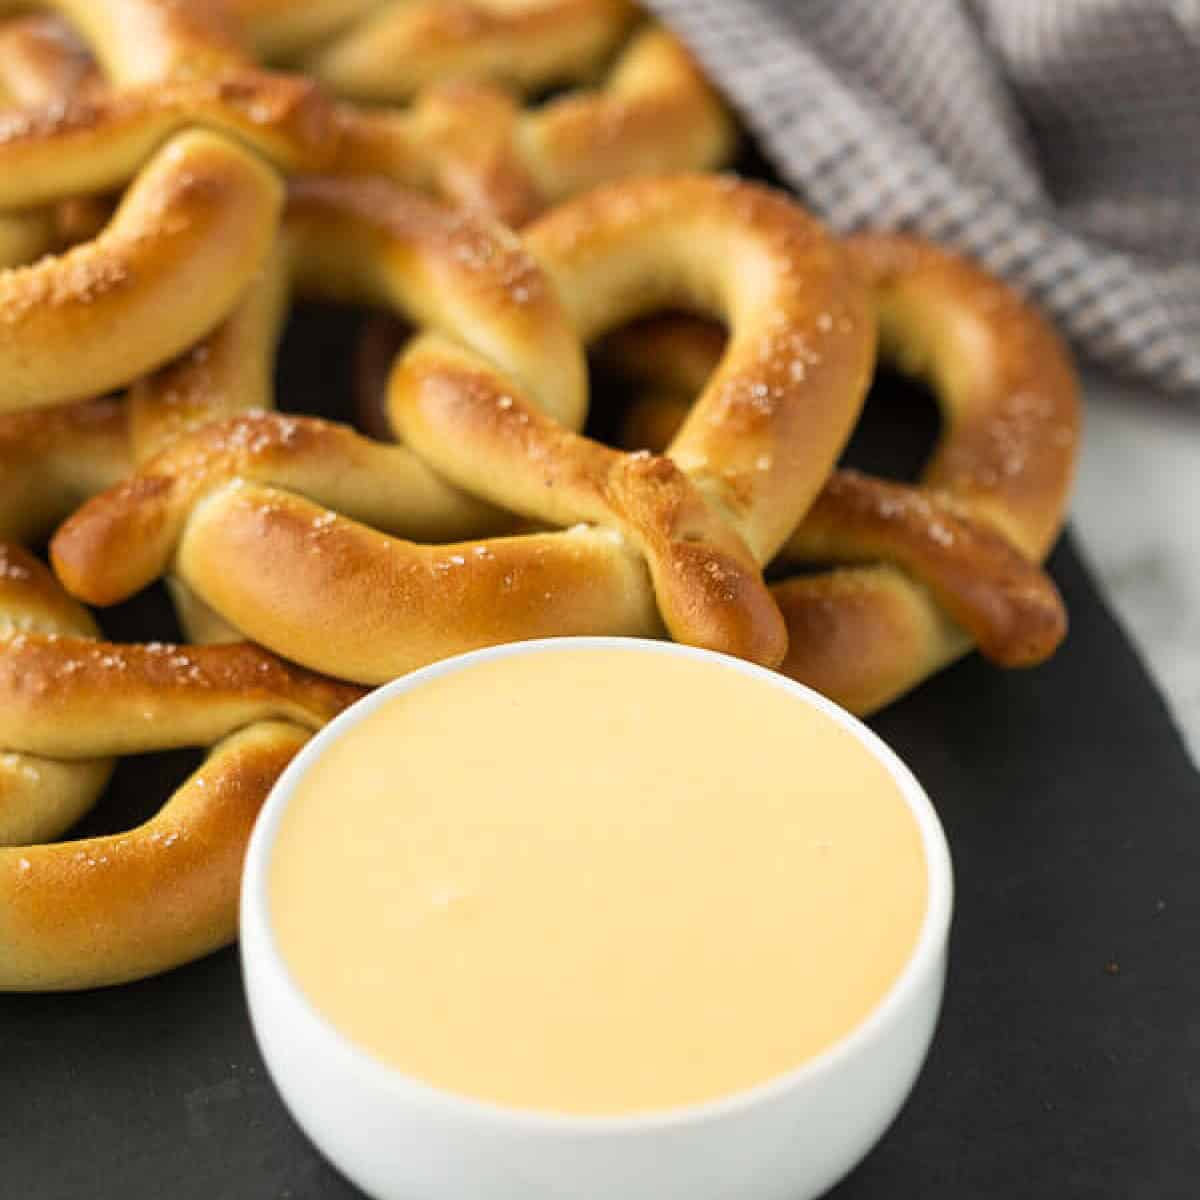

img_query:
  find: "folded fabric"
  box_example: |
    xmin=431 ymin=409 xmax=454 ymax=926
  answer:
xmin=649 ymin=0 xmax=1200 ymax=395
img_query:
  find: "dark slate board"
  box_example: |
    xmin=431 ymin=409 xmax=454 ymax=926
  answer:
xmin=4 ymin=302 xmax=1199 ymax=1199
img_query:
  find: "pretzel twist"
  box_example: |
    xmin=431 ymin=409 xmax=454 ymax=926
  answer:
xmin=0 ymin=0 xmax=249 ymax=82
xmin=53 ymin=175 xmax=875 ymax=679
xmin=0 ymin=14 xmax=108 ymax=268
xmin=601 ymin=234 xmax=1079 ymax=713
xmin=0 ymin=1 xmax=732 ymax=233
xmin=0 ymin=397 xmax=129 ymax=545
xmin=0 ymin=190 xmax=366 ymax=989
xmin=0 ymin=128 xmax=283 ymax=411
xmin=247 ymin=0 xmax=735 ymax=224
xmin=0 ymin=539 xmax=364 ymax=991
xmin=221 ymin=0 xmax=385 ymax=63
xmin=0 ymin=378 xmax=364 ymax=989
xmin=0 ymin=1 xmax=329 ymax=417
xmin=248 ymin=0 xmax=640 ymax=99
xmin=0 ymin=544 xmax=112 ymax=851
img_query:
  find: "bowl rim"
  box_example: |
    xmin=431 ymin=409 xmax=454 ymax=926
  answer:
xmin=241 ymin=635 xmax=954 ymax=1134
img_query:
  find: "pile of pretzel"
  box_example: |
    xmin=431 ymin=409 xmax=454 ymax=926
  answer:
xmin=0 ymin=0 xmax=1080 ymax=992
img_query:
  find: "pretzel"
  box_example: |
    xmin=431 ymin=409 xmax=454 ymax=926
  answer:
xmin=599 ymin=234 xmax=1079 ymax=713
xmin=0 ymin=198 xmax=365 ymax=991
xmin=238 ymin=0 xmax=639 ymax=98
xmin=222 ymin=0 xmax=382 ymax=63
xmin=0 ymin=1 xmax=732 ymax=232
xmin=53 ymin=174 xmax=876 ymax=679
xmin=0 ymin=373 xmax=364 ymax=993
xmin=0 ymin=13 xmax=106 ymax=267
xmin=0 ymin=14 xmax=292 ymax=419
xmin=0 ymin=126 xmax=284 ymax=411
xmin=0 ymin=0 xmax=329 ymax=417
xmin=387 ymin=25 xmax=734 ymax=227
xmin=0 ymin=538 xmax=365 ymax=992
xmin=0 ymin=0 xmax=250 ymax=83
xmin=0 ymin=398 xmax=130 ymax=547
xmin=276 ymin=0 xmax=734 ymax=226
xmin=0 ymin=12 xmax=100 ymax=102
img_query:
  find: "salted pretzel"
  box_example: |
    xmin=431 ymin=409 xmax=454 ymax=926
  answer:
xmin=0 ymin=401 xmax=363 ymax=990
xmin=0 ymin=9 xmax=294 ymax=411
xmin=53 ymin=174 xmax=875 ymax=680
xmin=597 ymin=235 xmax=1079 ymax=713
xmin=234 ymin=0 xmax=637 ymax=96
xmin=0 ymin=127 xmax=284 ymax=412
xmin=0 ymin=13 xmax=107 ymax=267
xmin=0 ymin=230 xmax=365 ymax=991
xmin=0 ymin=533 xmax=364 ymax=991
xmin=0 ymin=0 xmax=252 ymax=81
xmin=0 ymin=12 xmax=97 ymax=100
xmin=0 ymin=0 xmax=338 ymax=415
xmin=219 ymin=0 xmax=381 ymax=63
xmin=0 ymin=398 xmax=130 ymax=546
xmin=232 ymin=0 xmax=734 ymax=224
xmin=0 ymin=0 xmax=732 ymax=235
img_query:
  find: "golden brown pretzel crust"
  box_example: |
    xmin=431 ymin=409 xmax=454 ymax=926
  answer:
xmin=0 ymin=129 xmax=283 ymax=411
xmin=0 ymin=14 xmax=105 ymax=269
xmin=0 ymin=1 xmax=732 ymax=229
xmin=604 ymin=234 xmax=1080 ymax=714
xmin=291 ymin=0 xmax=640 ymax=102
xmin=0 ymin=13 xmax=100 ymax=105
xmin=53 ymin=174 xmax=875 ymax=679
xmin=0 ymin=544 xmax=112 ymax=850
xmin=0 ymin=718 xmax=307 ymax=991
xmin=221 ymin=0 xmax=390 ymax=62
xmin=0 ymin=1 xmax=316 ymax=420
xmin=0 ymin=544 xmax=365 ymax=991
xmin=0 ymin=398 xmax=129 ymax=544
xmin=0 ymin=0 xmax=248 ymax=83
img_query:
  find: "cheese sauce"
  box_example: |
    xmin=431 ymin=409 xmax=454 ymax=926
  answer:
xmin=269 ymin=645 xmax=928 ymax=1116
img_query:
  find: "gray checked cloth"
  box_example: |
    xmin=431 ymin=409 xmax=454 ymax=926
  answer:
xmin=647 ymin=0 xmax=1200 ymax=397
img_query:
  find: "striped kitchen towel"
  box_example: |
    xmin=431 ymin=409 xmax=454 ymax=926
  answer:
xmin=648 ymin=0 xmax=1200 ymax=395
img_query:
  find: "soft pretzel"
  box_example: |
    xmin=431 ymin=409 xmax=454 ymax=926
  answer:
xmin=0 ymin=543 xmax=112 ymax=850
xmin=261 ymin=0 xmax=640 ymax=101
xmin=0 ymin=1 xmax=731 ymax=230
xmin=0 ymin=398 xmax=130 ymax=544
xmin=0 ymin=19 xmax=133 ymax=553
xmin=127 ymin=241 xmax=292 ymax=460
xmin=220 ymin=0 xmax=382 ymax=63
xmin=601 ymin=235 xmax=1079 ymax=714
xmin=0 ymin=229 xmax=364 ymax=991
xmin=0 ymin=542 xmax=364 ymax=991
xmin=0 ymin=11 xmax=290 ymax=468
xmin=262 ymin=0 xmax=735 ymax=227
xmin=0 ymin=0 xmax=328 ymax=417
xmin=0 ymin=12 xmax=100 ymax=102
xmin=0 ymin=128 xmax=283 ymax=411
xmin=127 ymin=174 xmax=549 ymax=532
xmin=407 ymin=25 xmax=734 ymax=226
xmin=53 ymin=174 xmax=875 ymax=679
xmin=0 ymin=13 xmax=107 ymax=268
xmin=0 ymin=0 xmax=248 ymax=83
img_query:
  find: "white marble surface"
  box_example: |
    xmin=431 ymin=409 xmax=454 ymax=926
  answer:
xmin=1070 ymin=377 xmax=1200 ymax=767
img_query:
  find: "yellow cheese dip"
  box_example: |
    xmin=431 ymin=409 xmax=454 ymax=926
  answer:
xmin=269 ymin=643 xmax=928 ymax=1117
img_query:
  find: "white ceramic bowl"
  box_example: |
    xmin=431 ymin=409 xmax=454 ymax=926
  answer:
xmin=241 ymin=637 xmax=953 ymax=1200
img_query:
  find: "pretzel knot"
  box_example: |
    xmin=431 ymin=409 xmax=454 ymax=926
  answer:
xmin=0 ymin=0 xmax=732 ymax=246
xmin=0 ymin=0 xmax=300 ymax=412
xmin=0 ymin=541 xmax=364 ymax=992
xmin=53 ymin=174 xmax=876 ymax=678
xmin=227 ymin=0 xmax=735 ymax=225
xmin=601 ymin=234 xmax=1080 ymax=714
